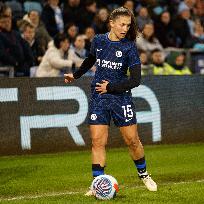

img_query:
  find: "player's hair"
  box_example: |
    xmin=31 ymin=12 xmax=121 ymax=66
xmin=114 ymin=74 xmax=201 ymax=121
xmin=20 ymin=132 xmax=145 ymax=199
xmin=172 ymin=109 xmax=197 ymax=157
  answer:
xmin=109 ymin=7 xmax=137 ymax=41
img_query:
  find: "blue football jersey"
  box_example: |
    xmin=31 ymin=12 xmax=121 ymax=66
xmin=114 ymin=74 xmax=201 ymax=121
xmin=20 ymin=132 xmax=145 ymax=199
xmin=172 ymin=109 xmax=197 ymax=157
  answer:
xmin=90 ymin=33 xmax=141 ymax=98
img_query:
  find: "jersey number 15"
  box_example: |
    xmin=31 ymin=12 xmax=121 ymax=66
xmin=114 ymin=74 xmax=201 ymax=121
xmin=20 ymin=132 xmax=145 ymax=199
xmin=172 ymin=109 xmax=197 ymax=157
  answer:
xmin=122 ymin=105 xmax=133 ymax=118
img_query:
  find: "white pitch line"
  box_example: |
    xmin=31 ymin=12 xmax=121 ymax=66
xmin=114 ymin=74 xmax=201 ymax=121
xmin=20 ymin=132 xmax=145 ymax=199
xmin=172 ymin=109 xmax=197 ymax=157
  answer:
xmin=0 ymin=191 xmax=80 ymax=202
xmin=0 ymin=179 xmax=204 ymax=202
xmin=171 ymin=179 xmax=204 ymax=185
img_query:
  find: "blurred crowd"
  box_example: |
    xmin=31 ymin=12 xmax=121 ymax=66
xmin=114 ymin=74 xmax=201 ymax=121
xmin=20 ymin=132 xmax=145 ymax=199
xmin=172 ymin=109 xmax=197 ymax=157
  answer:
xmin=0 ymin=0 xmax=204 ymax=77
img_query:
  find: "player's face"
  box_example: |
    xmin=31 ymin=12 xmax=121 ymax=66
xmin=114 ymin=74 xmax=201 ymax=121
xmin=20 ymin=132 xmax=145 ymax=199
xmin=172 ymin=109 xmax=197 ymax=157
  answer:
xmin=110 ymin=15 xmax=131 ymax=40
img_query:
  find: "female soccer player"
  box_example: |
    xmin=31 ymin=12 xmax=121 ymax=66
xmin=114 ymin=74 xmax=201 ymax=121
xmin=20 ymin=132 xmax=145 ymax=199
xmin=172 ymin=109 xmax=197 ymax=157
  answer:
xmin=64 ymin=7 xmax=157 ymax=194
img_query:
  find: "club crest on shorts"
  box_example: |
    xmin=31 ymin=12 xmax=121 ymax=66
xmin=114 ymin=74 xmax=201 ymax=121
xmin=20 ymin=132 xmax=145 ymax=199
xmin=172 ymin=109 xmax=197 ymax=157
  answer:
xmin=91 ymin=114 xmax=97 ymax=120
xmin=116 ymin=51 xmax=122 ymax=57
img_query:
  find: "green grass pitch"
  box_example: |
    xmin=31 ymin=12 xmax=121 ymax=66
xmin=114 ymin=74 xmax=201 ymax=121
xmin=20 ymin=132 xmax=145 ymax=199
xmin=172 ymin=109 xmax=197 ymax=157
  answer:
xmin=0 ymin=143 xmax=204 ymax=203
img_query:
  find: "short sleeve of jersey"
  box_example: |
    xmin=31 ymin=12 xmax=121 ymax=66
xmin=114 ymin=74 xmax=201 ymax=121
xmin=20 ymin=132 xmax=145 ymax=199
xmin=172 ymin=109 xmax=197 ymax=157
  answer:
xmin=90 ymin=35 xmax=98 ymax=56
xmin=127 ymin=42 xmax=141 ymax=68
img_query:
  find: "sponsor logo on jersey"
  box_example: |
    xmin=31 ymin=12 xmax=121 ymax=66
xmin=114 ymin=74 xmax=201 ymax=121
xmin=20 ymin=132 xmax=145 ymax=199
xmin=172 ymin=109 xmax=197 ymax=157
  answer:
xmin=96 ymin=59 xmax=122 ymax=70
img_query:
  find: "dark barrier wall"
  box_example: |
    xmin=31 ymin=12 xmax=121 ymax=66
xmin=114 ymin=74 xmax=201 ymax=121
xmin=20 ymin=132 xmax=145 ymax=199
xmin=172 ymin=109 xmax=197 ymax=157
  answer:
xmin=0 ymin=76 xmax=203 ymax=155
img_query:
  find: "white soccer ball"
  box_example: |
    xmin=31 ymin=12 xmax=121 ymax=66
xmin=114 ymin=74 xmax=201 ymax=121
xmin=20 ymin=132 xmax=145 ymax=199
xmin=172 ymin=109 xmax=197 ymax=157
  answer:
xmin=90 ymin=175 xmax=119 ymax=200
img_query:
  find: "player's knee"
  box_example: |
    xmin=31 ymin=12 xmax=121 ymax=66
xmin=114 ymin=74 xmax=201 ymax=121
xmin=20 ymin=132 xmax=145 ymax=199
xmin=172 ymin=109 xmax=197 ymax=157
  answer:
xmin=126 ymin=137 xmax=140 ymax=149
xmin=92 ymin=136 xmax=107 ymax=148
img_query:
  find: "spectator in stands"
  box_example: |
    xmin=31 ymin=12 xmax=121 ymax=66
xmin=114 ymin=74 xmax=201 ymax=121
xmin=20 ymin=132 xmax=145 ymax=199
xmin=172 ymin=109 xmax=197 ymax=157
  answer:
xmin=148 ymin=1 xmax=170 ymax=21
xmin=150 ymin=49 xmax=174 ymax=75
xmin=36 ymin=33 xmax=73 ymax=77
xmin=137 ymin=23 xmax=163 ymax=55
xmin=182 ymin=0 xmax=196 ymax=9
xmin=84 ymin=26 xmax=95 ymax=51
xmin=92 ymin=7 xmax=109 ymax=34
xmin=5 ymin=0 xmax=23 ymax=30
xmin=68 ymin=34 xmax=88 ymax=70
xmin=0 ymin=4 xmax=34 ymax=76
xmin=136 ymin=6 xmax=153 ymax=31
xmin=78 ymin=0 xmax=97 ymax=32
xmin=190 ymin=18 xmax=204 ymax=51
xmin=154 ymin=11 xmax=178 ymax=48
xmin=195 ymin=0 xmax=204 ymax=22
xmin=41 ymin=0 xmax=64 ymax=37
xmin=164 ymin=0 xmax=180 ymax=16
xmin=21 ymin=22 xmax=45 ymax=66
xmin=173 ymin=3 xmax=194 ymax=48
xmin=62 ymin=0 xmax=81 ymax=28
xmin=167 ymin=51 xmax=191 ymax=75
xmin=127 ymin=49 xmax=151 ymax=76
xmin=27 ymin=10 xmax=51 ymax=50
xmin=18 ymin=10 xmax=52 ymax=64
xmin=69 ymin=33 xmax=96 ymax=76
xmin=123 ymin=0 xmax=135 ymax=14
xmin=179 ymin=2 xmax=195 ymax=35
xmin=65 ymin=23 xmax=78 ymax=46
xmin=179 ymin=0 xmax=196 ymax=17
xmin=139 ymin=49 xmax=152 ymax=75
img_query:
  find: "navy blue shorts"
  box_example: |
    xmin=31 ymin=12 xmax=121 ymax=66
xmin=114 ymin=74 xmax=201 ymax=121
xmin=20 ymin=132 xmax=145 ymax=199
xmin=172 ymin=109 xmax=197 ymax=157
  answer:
xmin=88 ymin=96 xmax=137 ymax=127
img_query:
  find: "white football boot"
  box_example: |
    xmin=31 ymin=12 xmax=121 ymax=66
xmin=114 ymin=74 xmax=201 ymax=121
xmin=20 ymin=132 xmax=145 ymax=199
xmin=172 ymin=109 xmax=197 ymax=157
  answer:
xmin=141 ymin=175 xmax=157 ymax=191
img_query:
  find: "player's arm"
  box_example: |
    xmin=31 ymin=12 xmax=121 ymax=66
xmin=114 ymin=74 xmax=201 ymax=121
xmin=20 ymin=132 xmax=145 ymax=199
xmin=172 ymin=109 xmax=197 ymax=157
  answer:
xmin=73 ymin=53 xmax=96 ymax=79
xmin=107 ymin=64 xmax=141 ymax=93
xmin=64 ymin=35 xmax=98 ymax=83
xmin=64 ymin=53 xmax=96 ymax=83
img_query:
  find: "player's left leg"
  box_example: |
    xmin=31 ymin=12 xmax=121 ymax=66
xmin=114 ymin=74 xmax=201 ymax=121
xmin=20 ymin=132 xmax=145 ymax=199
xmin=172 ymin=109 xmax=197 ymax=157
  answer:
xmin=120 ymin=124 xmax=157 ymax=191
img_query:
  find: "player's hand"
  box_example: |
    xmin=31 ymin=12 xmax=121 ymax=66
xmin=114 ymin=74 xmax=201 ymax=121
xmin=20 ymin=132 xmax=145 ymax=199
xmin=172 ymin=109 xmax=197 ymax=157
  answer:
xmin=95 ymin=80 xmax=109 ymax=94
xmin=64 ymin=73 xmax=75 ymax=83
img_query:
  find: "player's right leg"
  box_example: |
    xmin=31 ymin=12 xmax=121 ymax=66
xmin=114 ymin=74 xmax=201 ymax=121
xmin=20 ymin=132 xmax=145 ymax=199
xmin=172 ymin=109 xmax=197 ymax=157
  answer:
xmin=85 ymin=125 xmax=109 ymax=196
xmin=85 ymin=98 xmax=110 ymax=196
xmin=90 ymin=125 xmax=109 ymax=168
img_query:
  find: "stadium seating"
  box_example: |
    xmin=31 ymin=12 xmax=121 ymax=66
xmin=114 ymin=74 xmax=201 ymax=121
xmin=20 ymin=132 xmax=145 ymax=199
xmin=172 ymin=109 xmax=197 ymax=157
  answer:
xmin=0 ymin=66 xmax=14 ymax=77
